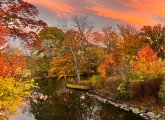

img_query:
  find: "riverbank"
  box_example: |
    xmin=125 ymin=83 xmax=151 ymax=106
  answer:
xmin=87 ymin=90 xmax=165 ymax=120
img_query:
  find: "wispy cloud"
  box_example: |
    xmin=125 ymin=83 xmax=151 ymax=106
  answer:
xmin=26 ymin=0 xmax=165 ymax=27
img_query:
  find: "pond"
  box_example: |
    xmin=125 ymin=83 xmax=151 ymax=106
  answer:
xmin=10 ymin=79 xmax=144 ymax=120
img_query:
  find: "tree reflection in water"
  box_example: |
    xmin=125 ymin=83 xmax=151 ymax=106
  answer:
xmin=29 ymin=79 xmax=144 ymax=120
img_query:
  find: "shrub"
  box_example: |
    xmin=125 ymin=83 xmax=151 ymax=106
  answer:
xmin=114 ymin=74 xmax=132 ymax=100
xmin=113 ymin=91 xmax=132 ymax=100
xmin=90 ymin=75 xmax=102 ymax=87
xmin=159 ymin=80 xmax=165 ymax=103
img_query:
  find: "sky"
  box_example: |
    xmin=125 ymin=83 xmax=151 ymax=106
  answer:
xmin=25 ymin=0 xmax=165 ymax=29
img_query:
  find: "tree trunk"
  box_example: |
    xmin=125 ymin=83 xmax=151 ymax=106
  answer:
xmin=76 ymin=63 xmax=81 ymax=83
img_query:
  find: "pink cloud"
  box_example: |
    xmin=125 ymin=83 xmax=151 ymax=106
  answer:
xmin=25 ymin=0 xmax=165 ymax=27
xmin=26 ymin=0 xmax=75 ymax=17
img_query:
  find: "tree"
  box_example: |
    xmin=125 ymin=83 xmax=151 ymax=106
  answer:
xmin=84 ymin=44 xmax=107 ymax=74
xmin=0 ymin=24 xmax=34 ymax=119
xmin=0 ymin=24 xmax=10 ymax=51
xmin=38 ymin=27 xmax=65 ymax=59
xmin=0 ymin=0 xmax=47 ymax=48
xmin=131 ymin=45 xmax=165 ymax=78
xmin=64 ymin=15 xmax=93 ymax=83
xmin=49 ymin=53 xmax=75 ymax=79
xmin=94 ymin=25 xmax=119 ymax=54
xmin=1 ymin=48 xmax=27 ymax=77
xmin=118 ymin=25 xmax=146 ymax=57
xmin=141 ymin=24 xmax=165 ymax=59
xmin=98 ymin=54 xmax=116 ymax=79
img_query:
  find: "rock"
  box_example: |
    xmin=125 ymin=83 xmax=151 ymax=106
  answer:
xmin=140 ymin=110 xmax=146 ymax=113
xmin=114 ymin=104 xmax=119 ymax=107
xmin=110 ymin=101 xmax=115 ymax=105
xmin=156 ymin=114 xmax=161 ymax=119
xmin=147 ymin=112 xmax=155 ymax=119
xmin=141 ymin=114 xmax=150 ymax=120
xmin=123 ymin=107 xmax=129 ymax=111
xmin=161 ymin=112 xmax=165 ymax=115
xmin=160 ymin=112 xmax=165 ymax=119
xmin=132 ymin=108 xmax=140 ymax=114
xmin=158 ymin=118 xmax=164 ymax=120
xmin=139 ymin=113 xmax=144 ymax=117
xmin=120 ymin=105 xmax=124 ymax=109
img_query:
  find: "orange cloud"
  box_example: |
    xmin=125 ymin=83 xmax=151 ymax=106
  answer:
xmin=86 ymin=4 xmax=156 ymax=27
xmin=115 ymin=0 xmax=165 ymax=20
xmin=26 ymin=0 xmax=75 ymax=17
xmin=25 ymin=0 xmax=165 ymax=27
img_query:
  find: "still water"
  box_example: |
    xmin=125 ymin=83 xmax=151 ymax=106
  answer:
xmin=10 ymin=79 xmax=144 ymax=120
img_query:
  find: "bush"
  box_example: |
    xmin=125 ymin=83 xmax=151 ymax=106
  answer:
xmin=159 ymin=80 xmax=165 ymax=103
xmin=113 ymin=75 xmax=132 ymax=100
xmin=90 ymin=75 xmax=102 ymax=87
xmin=113 ymin=91 xmax=132 ymax=100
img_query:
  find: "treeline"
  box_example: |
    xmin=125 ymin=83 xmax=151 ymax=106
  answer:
xmin=29 ymin=15 xmax=165 ymax=106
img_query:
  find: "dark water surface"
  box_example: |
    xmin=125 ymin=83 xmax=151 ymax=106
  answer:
xmin=11 ymin=79 xmax=144 ymax=120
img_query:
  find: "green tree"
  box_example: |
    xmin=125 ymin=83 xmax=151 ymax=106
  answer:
xmin=141 ymin=24 xmax=165 ymax=59
xmin=39 ymin=27 xmax=65 ymax=59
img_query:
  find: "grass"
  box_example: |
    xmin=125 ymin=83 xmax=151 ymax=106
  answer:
xmin=66 ymin=83 xmax=92 ymax=90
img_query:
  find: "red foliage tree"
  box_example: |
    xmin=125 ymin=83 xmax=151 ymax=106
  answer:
xmin=0 ymin=23 xmax=27 ymax=77
xmin=131 ymin=45 xmax=165 ymax=77
xmin=0 ymin=24 xmax=10 ymax=51
xmin=0 ymin=0 xmax=47 ymax=48
xmin=136 ymin=45 xmax=157 ymax=62
xmin=98 ymin=54 xmax=116 ymax=79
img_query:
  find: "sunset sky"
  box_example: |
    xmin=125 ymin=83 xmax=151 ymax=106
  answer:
xmin=26 ymin=0 xmax=165 ymax=29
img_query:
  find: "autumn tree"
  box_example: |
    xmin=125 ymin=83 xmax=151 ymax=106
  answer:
xmin=0 ymin=0 xmax=47 ymax=48
xmin=141 ymin=24 xmax=165 ymax=59
xmin=0 ymin=24 xmax=34 ymax=119
xmin=98 ymin=54 xmax=116 ymax=79
xmin=49 ymin=53 xmax=75 ymax=79
xmin=38 ymin=27 xmax=65 ymax=59
xmin=0 ymin=24 xmax=10 ymax=51
xmin=0 ymin=48 xmax=27 ymax=77
xmin=64 ymin=15 xmax=93 ymax=83
xmin=94 ymin=25 xmax=120 ymax=54
xmin=84 ymin=45 xmax=107 ymax=74
xmin=118 ymin=25 xmax=146 ymax=57
xmin=131 ymin=45 xmax=165 ymax=78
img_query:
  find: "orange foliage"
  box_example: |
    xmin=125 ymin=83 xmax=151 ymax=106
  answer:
xmin=136 ymin=45 xmax=157 ymax=62
xmin=0 ymin=0 xmax=47 ymax=48
xmin=131 ymin=45 xmax=165 ymax=76
xmin=1 ymin=52 xmax=27 ymax=77
xmin=98 ymin=54 xmax=116 ymax=79
xmin=49 ymin=53 xmax=75 ymax=79
xmin=0 ymin=24 xmax=27 ymax=77
xmin=0 ymin=24 xmax=10 ymax=51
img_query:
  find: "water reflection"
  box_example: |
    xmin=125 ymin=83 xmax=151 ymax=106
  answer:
xmin=11 ymin=79 xmax=144 ymax=120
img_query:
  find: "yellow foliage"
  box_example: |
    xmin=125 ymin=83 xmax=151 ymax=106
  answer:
xmin=49 ymin=54 xmax=75 ymax=79
xmin=131 ymin=46 xmax=165 ymax=78
xmin=0 ymin=72 xmax=35 ymax=119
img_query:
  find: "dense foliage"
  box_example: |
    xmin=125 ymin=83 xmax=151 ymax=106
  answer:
xmin=0 ymin=0 xmax=47 ymax=48
xmin=1 ymin=0 xmax=165 ymax=118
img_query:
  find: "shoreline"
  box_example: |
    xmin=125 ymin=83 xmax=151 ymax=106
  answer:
xmin=87 ymin=90 xmax=165 ymax=120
